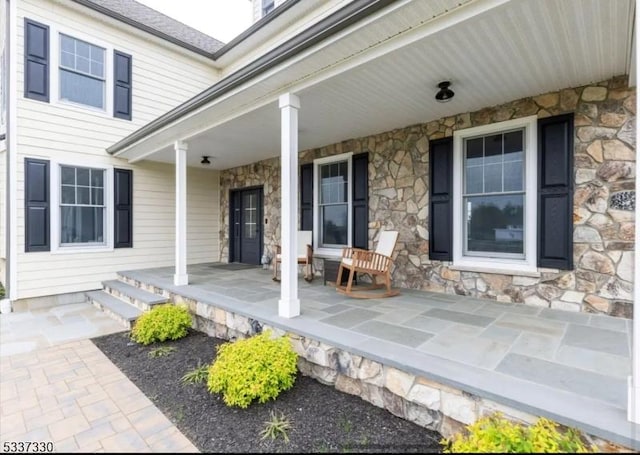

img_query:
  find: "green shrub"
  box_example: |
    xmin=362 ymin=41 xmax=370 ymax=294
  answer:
xmin=131 ymin=304 xmax=192 ymax=345
xmin=441 ymin=413 xmax=596 ymax=453
xmin=0 ymin=282 xmax=5 ymax=298
xmin=207 ymin=330 xmax=298 ymax=408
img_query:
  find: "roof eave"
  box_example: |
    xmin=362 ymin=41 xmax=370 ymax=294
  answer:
xmin=107 ymin=0 xmax=398 ymax=156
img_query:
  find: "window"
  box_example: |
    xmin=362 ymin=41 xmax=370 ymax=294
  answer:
xmin=453 ymin=116 xmax=537 ymax=271
xmin=60 ymin=165 xmax=105 ymax=245
xmin=463 ymin=130 xmax=524 ymax=258
xmin=243 ymin=192 xmax=257 ymax=239
xmin=59 ymin=34 xmax=105 ymax=109
xmin=262 ymin=0 xmax=274 ymax=16
xmin=314 ymin=153 xmax=352 ymax=251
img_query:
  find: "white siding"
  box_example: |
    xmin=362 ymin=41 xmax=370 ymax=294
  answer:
xmin=15 ymin=0 xmax=222 ymax=299
xmin=0 ymin=149 xmax=5 ymax=289
xmin=17 ymin=159 xmax=220 ymax=299
xmin=0 ymin=150 xmax=5 ymax=260
xmin=17 ymin=0 xmax=219 ymax=144
xmin=0 ymin=0 xmax=7 ymax=135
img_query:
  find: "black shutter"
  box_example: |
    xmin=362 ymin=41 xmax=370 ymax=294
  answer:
xmin=352 ymin=152 xmax=369 ymax=249
xmin=114 ymin=168 xmax=133 ymax=248
xmin=300 ymin=163 xmax=313 ymax=231
xmin=24 ymin=19 xmax=49 ymax=102
xmin=537 ymin=114 xmax=574 ymax=269
xmin=113 ymin=51 xmax=132 ymax=120
xmin=429 ymin=137 xmax=453 ymax=261
xmin=25 ymin=158 xmax=50 ymax=252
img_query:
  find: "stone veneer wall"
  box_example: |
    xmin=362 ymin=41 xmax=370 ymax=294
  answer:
xmin=219 ymin=76 xmax=636 ymax=318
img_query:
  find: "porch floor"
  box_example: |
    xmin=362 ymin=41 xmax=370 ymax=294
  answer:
xmin=119 ymin=263 xmax=639 ymax=449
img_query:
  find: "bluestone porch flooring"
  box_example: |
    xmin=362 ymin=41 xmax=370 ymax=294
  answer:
xmin=120 ymin=263 xmax=639 ymax=449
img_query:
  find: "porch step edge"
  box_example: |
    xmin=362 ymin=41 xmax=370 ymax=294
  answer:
xmin=102 ymin=279 xmax=167 ymax=308
xmin=87 ymin=290 xmax=142 ymax=329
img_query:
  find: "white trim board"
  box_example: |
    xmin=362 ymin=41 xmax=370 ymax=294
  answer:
xmin=452 ymin=115 xmax=538 ymax=274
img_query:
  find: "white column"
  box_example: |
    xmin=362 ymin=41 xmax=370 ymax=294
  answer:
xmin=278 ymin=93 xmax=301 ymax=318
xmin=174 ymin=140 xmax=189 ymax=286
xmin=629 ymin=0 xmax=640 ymax=423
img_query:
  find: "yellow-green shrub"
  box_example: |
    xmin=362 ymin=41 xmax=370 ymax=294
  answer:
xmin=442 ymin=413 xmax=596 ymax=453
xmin=131 ymin=304 xmax=192 ymax=345
xmin=207 ymin=330 xmax=298 ymax=408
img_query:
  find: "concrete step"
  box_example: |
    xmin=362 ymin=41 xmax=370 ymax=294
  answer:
xmin=102 ymin=279 xmax=167 ymax=311
xmin=87 ymin=290 xmax=142 ymax=329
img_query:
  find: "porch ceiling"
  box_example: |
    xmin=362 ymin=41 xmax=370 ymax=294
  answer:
xmin=118 ymin=0 xmax=634 ymax=169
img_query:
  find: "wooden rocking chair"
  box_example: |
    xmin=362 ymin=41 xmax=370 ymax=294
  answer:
xmin=272 ymin=230 xmax=314 ymax=283
xmin=335 ymin=230 xmax=400 ymax=298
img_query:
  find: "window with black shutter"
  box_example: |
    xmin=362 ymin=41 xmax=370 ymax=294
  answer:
xmin=302 ymin=152 xmax=369 ymax=253
xmin=442 ymin=115 xmax=574 ymax=271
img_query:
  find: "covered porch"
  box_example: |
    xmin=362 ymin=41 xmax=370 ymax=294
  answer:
xmin=104 ymin=0 xmax=639 ymax=438
xmin=117 ymin=263 xmax=639 ymax=449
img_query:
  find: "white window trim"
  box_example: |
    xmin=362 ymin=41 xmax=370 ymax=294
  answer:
xmin=49 ymin=24 xmax=114 ymax=117
xmin=313 ymin=152 xmax=353 ymax=258
xmin=50 ymin=159 xmax=114 ymax=254
xmin=58 ymin=34 xmax=106 ymax=111
xmin=452 ymin=115 xmax=538 ymax=274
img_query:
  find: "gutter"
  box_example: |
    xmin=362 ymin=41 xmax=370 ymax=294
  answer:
xmin=108 ymin=0 xmax=397 ymax=155
xmin=2 ymin=0 xmax=16 ymax=310
xmin=213 ymin=0 xmax=301 ymax=60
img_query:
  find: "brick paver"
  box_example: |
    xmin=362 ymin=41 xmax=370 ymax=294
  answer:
xmin=0 ymin=340 xmax=198 ymax=453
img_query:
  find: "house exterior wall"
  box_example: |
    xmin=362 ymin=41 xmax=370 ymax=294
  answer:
xmin=219 ymin=76 xmax=635 ymax=318
xmin=0 ymin=149 xmax=5 ymax=288
xmin=226 ymin=0 xmax=348 ymax=77
xmin=17 ymin=160 xmax=220 ymax=299
xmin=0 ymin=0 xmax=7 ymax=137
xmin=250 ymin=0 xmax=289 ymax=23
xmin=12 ymin=0 xmax=222 ymax=300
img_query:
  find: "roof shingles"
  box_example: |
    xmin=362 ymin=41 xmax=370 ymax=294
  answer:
xmin=80 ymin=0 xmax=225 ymax=54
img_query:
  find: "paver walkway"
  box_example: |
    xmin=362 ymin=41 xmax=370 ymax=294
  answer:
xmin=0 ymin=304 xmax=199 ymax=453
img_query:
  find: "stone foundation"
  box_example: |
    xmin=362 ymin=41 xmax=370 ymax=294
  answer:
xmin=119 ymin=273 xmax=631 ymax=451
xmin=220 ymin=76 xmax=635 ymax=318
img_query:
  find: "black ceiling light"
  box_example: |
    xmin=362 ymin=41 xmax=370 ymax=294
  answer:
xmin=201 ymin=156 xmax=211 ymax=165
xmin=435 ymin=81 xmax=454 ymax=103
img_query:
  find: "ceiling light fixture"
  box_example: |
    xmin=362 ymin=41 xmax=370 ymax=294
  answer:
xmin=435 ymin=81 xmax=454 ymax=103
xmin=201 ymin=156 xmax=211 ymax=165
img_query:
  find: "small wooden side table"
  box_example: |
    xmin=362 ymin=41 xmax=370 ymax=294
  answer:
xmin=322 ymin=257 xmax=356 ymax=286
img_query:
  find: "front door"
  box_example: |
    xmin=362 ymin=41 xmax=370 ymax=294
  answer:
xmin=230 ymin=187 xmax=263 ymax=265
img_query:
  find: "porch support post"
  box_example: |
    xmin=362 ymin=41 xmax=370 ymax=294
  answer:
xmin=629 ymin=0 xmax=640 ymax=423
xmin=174 ymin=140 xmax=189 ymax=286
xmin=278 ymin=93 xmax=301 ymax=318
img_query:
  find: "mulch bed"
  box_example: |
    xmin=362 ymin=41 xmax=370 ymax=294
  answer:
xmin=92 ymin=330 xmax=443 ymax=453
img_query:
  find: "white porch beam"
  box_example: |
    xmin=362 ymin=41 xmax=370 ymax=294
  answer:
xmin=174 ymin=140 xmax=189 ymax=286
xmin=628 ymin=0 xmax=640 ymax=424
xmin=278 ymin=93 xmax=301 ymax=319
